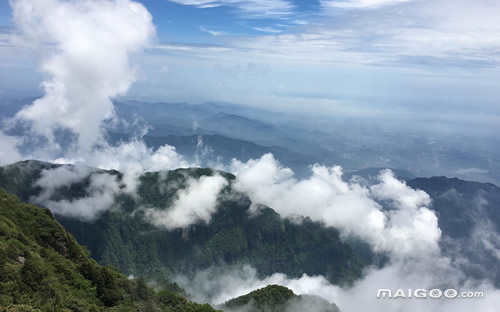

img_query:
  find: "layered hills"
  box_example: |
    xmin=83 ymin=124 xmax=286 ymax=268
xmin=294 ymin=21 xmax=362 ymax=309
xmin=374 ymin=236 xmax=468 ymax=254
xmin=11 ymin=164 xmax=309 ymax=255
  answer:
xmin=1 ymin=159 xmax=500 ymax=290
xmin=0 ymin=160 xmax=372 ymax=286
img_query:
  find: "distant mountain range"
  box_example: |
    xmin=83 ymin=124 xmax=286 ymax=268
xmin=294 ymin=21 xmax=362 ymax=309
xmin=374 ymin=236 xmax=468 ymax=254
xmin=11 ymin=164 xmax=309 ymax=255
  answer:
xmin=113 ymin=100 xmax=500 ymax=185
xmin=2 ymin=98 xmax=499 ymax=184
xmin=142 ymin=134 xmax=319 ymax=178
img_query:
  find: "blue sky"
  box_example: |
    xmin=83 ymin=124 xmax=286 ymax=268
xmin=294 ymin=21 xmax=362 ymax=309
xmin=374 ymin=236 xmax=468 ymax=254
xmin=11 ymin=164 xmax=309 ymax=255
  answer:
xmin=137 ymin=0 xmax=321 ymax=42
xmin=1 ymin=0 xmax=500 ymax=132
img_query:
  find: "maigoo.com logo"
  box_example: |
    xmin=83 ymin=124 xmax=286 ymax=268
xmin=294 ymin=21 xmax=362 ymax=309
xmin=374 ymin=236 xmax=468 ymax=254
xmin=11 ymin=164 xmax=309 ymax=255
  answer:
xmin=377 ymin=288 xmax=485 ymax=299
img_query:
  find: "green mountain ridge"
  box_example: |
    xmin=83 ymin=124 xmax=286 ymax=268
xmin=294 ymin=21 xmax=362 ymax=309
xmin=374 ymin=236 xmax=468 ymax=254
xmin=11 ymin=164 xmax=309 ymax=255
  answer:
xmin=0 ymin=160 xmax=372 ymax=287
xmin=2 ymin=159 xmax=500 ymax=290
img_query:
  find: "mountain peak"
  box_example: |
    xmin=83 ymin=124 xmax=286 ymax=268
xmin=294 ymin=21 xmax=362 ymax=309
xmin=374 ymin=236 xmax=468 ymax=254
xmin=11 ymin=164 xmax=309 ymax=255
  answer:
xmin=223 ymin=285 xmax=339 ymax=312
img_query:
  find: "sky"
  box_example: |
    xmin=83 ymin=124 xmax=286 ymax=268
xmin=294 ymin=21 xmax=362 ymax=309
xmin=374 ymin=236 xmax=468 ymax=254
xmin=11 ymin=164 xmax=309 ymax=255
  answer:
xmin=1 ymin=0 xmax=500 ymax=130
xmin=1 ymin=2 xmax=500 ymax=310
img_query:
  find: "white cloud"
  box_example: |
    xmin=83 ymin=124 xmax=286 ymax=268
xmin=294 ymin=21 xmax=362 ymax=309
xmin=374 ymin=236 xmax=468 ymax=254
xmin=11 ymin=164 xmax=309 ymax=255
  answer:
xmin=78 ymin=140 xmax=189 ymax=173
xmin=43 ymin=173 xmax=120 ymax=221
xmin=33 ymin=165 xmax=121 ymax=221
xmin=253 ymin=26 xmax=283 ymax=33
xmin=5 ymin=0 xmax=192 ymax=186
xmin=168 ymin=0 xmax=294 ymax=18
xmin=31 ymin=141 xmax=195 ymax=221
xmin=10 ymin=0 xmax=155 ymax=153
xmin=231 ymin=154 xmax=440 ymax=258
xmin=144 ymin=174 xmax=228 ymax=229
xmin=33 ymin=165 xmax=93 ymax=202
xmin=154 ymin=43 xmax=233 ymax=53
xmin=54 ymin=140 xmax=190 ymax=194
xmin=200 ymin=26 xmax=225 ymax=36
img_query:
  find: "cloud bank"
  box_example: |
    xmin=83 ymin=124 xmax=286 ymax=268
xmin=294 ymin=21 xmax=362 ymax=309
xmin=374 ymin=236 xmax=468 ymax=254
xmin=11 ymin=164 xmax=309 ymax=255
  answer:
xmin=172 ymin=155 xmax=500 ymax=311
xmin=231 ymin=154 xmax=440 ymax=258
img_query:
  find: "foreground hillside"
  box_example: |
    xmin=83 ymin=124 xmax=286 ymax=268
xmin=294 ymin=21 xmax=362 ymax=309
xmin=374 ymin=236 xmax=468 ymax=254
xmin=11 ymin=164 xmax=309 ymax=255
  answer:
xmin=0 ymin=188 xmax=219 ymax=312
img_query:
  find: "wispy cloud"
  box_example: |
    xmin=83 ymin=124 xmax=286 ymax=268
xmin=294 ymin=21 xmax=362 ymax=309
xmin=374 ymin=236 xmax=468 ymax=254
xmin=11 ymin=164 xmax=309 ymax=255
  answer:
xmin=152 ymin=1 xmax=500 ymax=69
xmin=253 ymin=26 xmax=283 ymax=33
xmin=168 ymin=0 xmax=294 ymax=18
xmin=199 ymin=26 xmax=225 ymax=36
xmin=154 ymin=42 xmax=233 ymax=53
xmin=218 ymin=0 xmax=500 ymax=67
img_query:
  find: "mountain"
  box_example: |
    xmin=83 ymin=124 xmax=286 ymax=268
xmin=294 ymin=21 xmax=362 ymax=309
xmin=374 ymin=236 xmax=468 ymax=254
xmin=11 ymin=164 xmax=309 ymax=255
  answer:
xmin=112 ymin=101 xmax=337 ymax=168
xmin=3 ymin=159 xmax=499 ymax=288
xmin=408 ymin=176 xmax=500 ymax=237
xmin=345 ymin=167 xmax=416 ymax=183
xmin=0 ymin=187 xmax=220 ymax=312
xmin=195 ymin=113 xmax=336 ymax=161
xmin=221 ymin=285 xmax=339 ymax=312
xmin=0 ymin=161 xmax=372 ymax=287
xmin=143 ymin=134 xmax=316 ymax=177
xmin=407 ymin=176 xmax=500 ymax=285
xmin=108 ymin=131 xmax=343 ymax=178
